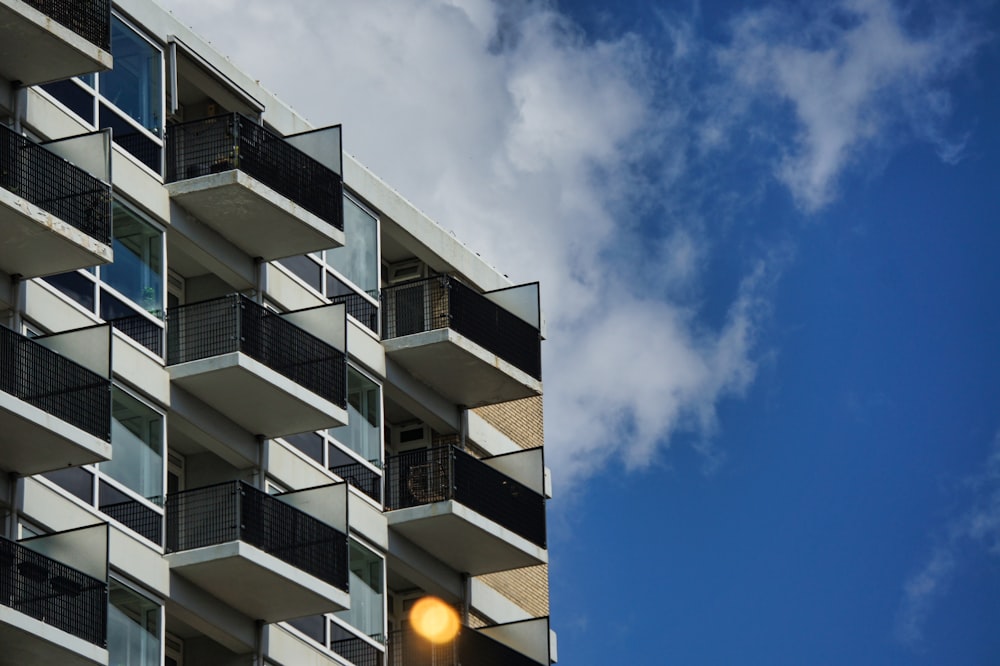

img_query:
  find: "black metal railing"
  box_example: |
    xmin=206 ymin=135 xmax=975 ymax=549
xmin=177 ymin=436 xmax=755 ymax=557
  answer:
xmin=330 ymin=290 xmax=379 ymax=334
xmin=165 ymin=481 xmax=349 ymax=591
xmin=100 ymin=496 xmax=162 ymax=545
xmin=166 ymin=294 xmax=347 ymax=408
xmin=387 ymin=627 xmax=539 ymax=666
xmin=165 ymin=113 xmax=343 ymax=230
xmin=0 ymin=536 xmax=108 ymax=648
xmin=330 ymin=461 xmax=382 ymax=504
xmin=20 ymin=0 xmax=111 ymax=51
xmin=385 ymin=446 xmax=546 ymax=548
xmin=332 ymin=635 xmax=385 ymax=666
xmin=107 ymin=312 xmax=164 ymax=357
xmin=381 ymin=276 xmax=541 ymax=380
xmin=1 ymin=124 xmax=111 ymax=246
xmin=0 ymin=325 xmax=110 ymax=441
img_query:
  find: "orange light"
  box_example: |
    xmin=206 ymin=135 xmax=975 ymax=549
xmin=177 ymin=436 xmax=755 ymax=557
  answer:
xmin=409 ymin=596 xmax=460 ymax=644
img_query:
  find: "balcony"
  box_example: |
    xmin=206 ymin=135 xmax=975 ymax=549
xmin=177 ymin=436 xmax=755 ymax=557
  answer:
xmin=165 ymin=481 xmax=350 ymax=622
xmin=166 ymin=294 xmax=348 ymax=437
xmin=0 ymin=533 xmax=108 ymax=666
xmin=388 ymin=618 xmax=551 ymax=666
xmin=165 ymin=113 xmax=344 ymax=260
xmin=385 ymin=446 xmax=546 ymax=575
xmin=381 ymin=277 xmax=542 ymax=407
xmin=0 ymin=124 xmax=112 ymax=278
xmin=0 ymin=324 xmax=111 ymax=476
xmin=0 ymin=0 xmax=111 ymax=86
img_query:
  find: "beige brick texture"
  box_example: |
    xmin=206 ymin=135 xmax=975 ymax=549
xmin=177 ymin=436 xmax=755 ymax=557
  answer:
xmin=472 ymin=396 xmax=549 ymax=619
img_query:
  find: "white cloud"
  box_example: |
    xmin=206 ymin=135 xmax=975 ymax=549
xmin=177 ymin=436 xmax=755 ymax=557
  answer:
xmin=716 ymin=0 xmax=981 ymax=211
xmin=895 ymin=435 xmax=1000 ymax=647
xmin=155 ymin=0 xmax=980 ymax=493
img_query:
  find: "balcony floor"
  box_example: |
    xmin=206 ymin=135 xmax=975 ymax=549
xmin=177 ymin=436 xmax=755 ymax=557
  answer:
xmin=166 ymin=170 xmax=344 ymax=260
xmin=0 ymin=606 xmax=107 ymax=666
xmin=388 ymin=500 xmax=547 ymax=575
xmin=168 ymin=352 xmax=348 ymax=437
xmin=0 ymin=188 xmax=113 ymax=278
xmin=0 ymin=0 xmax=111 ymax=85
xmin=166 ymin=541 xmax=349 ymax=622
xmin=0 ymin=391 xmax=111 ymax=476
xmin=384 ymin=328 xmax=542 ymax=407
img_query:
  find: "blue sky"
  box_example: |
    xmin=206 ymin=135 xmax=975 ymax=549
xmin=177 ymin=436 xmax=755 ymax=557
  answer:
xmin=158 ymin=0 xmax=1000 ymax=662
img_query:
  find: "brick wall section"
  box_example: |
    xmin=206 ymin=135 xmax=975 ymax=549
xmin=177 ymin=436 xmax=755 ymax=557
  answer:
xmin=472 ymin=396 xmax=549 ymax=619
xmin=473 ymin=395 xmax=544 ymax=450
xmin=478 ymin=564 xmax=550 ymax=618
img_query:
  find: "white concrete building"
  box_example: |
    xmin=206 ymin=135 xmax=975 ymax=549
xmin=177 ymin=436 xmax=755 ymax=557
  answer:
xmin=0 ymin=1 xmax=555 ymax=664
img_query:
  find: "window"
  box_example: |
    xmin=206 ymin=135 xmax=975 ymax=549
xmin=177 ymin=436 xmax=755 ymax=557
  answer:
xmin=40 ymin=15 xmax=164 ymax=173
xmin=333 ymin=539 xmax=385 ymax=640
xmin=109 ymin=581 xmax=161 ymax=666
xmin=329 ymin=367 xmax=382 ymax=465
xmin=43 ymin=199 xmax=165 ymax=355
xmin=282 ymin=366 xmax=383 ymax=502
xmin=42 ymin=387 xmax=165 ymax=545
xmin=276 ymin=194 xmax=380 ymax=332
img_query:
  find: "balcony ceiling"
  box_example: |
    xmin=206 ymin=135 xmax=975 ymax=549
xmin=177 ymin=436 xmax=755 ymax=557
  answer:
xmin=168 ymin=352 xmax=348 ymax=438
xmin=0 ymin=1 xmax=111 ymax=85
xmin=0 ymin=392 xmax=111 ymax=476
xmin=384 ymin=329 xmax=542 ymax=408
xmin=388 ymin=500 xmax=547 ymax=576
xmin=166 ymin=541 xmax=349 ymax=623
xmin=0 ymin=608 xmax=107 ymax=666
xmin=166 ymin=171 xmax=344 ymax=261
xmin=0 ymin=190 xmax=113 ymax=279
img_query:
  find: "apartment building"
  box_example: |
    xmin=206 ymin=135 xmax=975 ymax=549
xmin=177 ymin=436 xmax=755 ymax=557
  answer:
xmin=0 ymin=1 xmax=555 ymax=664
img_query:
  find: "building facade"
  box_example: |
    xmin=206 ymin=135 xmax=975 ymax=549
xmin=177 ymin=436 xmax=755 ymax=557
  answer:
xmin=0 ymin=1 xmax=555 ymax=664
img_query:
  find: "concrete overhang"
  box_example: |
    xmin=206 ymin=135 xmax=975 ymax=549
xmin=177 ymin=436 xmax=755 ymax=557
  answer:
xmin=168 ymin=351 xmax=348 ymax=438
xmin=387 ymin=500 xmax=547 ymax=576
xmin=0 ymin=0 xmax=111 ymax=86
xmin=0 ymin=187 xmax=112 ymax=279
xmin=165 ymin=170 xmax=344 ymax=261
xmin=0 ymin=389 xmax=111 ymax=476
xmin=165 ymin=540 xmax=349 ymax=623
xmin=0 ymin=607 xmax=108 ymax=666
xmin=383 ymin=328 xmax=542 ymax=408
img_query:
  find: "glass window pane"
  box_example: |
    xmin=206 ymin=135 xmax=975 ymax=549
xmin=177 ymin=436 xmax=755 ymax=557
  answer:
xmin=334 ymin=540 xmax=384 ymax=638
xmin=102 ymin=202 xmax=163 ymax=315
xmin=279 ymin=254 xmax=323 ymax=292
xmin=42 ymin=271 xmax=96 ymax=312
xmin=101 ymin=17 xmax=162 ymax=136
xmin=100 ymin=103 xmax=163 ymax=173
xmin=102 ymin=389 xmax=163 ymax=499
xmin=329 ymin=368 xmax=381 ymax=464
xmin=109 ymin=581 xmax=161 ymax=666
xmin=325 ymin=198 xmax=378 ymax=294
xmin=42 ymin=466 xmax=94 ymax=503
xmin=40 ymin=79 xmax=96 ymax=124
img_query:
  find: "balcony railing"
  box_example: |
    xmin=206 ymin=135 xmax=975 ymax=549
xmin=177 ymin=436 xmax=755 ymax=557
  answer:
xmin=385 ymin=446 xmax=546 ymax=549
xmin=166 ymin=293 xmax=347 ymax=409
xmin=330 ymin=289 xmax=379 ymax=334
xmin=1 ymin=123 xmax=112 ymax=246
xmin=331 ymin=635 xmax=385 ymax=666
xmin=20 ymin=0 xmax=112 ymax=51
xmin=100 ymin=496 xmax=163 ymax=546
xmin=165 ymin=113 xmax=343 ymax=231
xmin=107 ymin=312 xmax=164 ymax=357
xmin=381 ymin=276 xmax=541 ymax=381
xmin=330 ymin=460 xmax=382 ymax=504
xmin=387 ymin=627 xmax=540 ymax=666
xmin=0 ymin=324 xmax=111 ymax=442
xmin=165 ymin=481 xmax=349 ymax=592
xmin=0 ymin=536 xmax=108 ymax=648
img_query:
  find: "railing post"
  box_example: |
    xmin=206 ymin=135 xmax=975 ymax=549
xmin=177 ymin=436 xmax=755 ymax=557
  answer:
xmin=448 ymin=447 xmax=456 ymax=502
xmin=231 ymin=113 xmax=241 ymax=171
xmin=236 ymin=481 xmax=244 ymax=541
